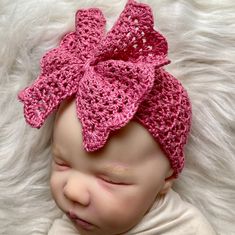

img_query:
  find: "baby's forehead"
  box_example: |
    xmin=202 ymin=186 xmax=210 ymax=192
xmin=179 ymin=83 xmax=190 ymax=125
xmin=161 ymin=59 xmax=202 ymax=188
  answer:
xmin=52 ymin=98 xmax=165 ymax=165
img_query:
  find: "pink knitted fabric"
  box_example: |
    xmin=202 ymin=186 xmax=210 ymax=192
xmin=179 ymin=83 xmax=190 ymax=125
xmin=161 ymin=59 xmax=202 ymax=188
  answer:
xmin=18 ymin=0 xmax=192 ymax=177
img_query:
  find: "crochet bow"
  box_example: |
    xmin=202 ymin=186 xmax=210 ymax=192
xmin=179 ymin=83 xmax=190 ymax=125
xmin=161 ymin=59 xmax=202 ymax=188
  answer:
xmin=18 ymin=0 xmax=170 ymax=151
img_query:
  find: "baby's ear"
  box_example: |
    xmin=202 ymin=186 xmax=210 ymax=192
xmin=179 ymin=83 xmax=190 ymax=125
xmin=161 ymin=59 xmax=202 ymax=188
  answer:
xmin=159 ymin=169 xmax=174 ymax=195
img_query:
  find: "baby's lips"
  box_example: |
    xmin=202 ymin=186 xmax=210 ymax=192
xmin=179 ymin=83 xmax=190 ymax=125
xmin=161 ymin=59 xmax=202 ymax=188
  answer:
xmin=67 ymin=211 xmax=95 ymax=227
xmin=67 ymin=211 xmax=78 ymax=220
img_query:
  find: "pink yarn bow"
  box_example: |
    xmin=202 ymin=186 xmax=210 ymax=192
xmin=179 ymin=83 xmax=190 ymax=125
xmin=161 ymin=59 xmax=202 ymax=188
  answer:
xmin=18 ymin=0 xmax=169 ymax=151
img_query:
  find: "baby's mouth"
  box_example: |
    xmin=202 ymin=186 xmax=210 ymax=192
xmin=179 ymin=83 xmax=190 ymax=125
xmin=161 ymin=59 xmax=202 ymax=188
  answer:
xmin=67 ymin=211 xmax=96 ymax=231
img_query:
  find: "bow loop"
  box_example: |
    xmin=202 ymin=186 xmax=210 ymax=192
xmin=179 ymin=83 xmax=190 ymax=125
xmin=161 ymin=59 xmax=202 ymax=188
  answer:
xmin=94 ymin=0 xmax=169 ymax=67
xmin=18 ymin=8 xmax=106 ymax=128
xmin=76 ymin=60 xmax=155 ymax=151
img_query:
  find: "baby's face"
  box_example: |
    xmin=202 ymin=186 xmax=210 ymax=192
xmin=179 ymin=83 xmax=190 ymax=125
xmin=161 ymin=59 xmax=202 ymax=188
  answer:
xmin=50 ymin=99 xmax=173 ymax=235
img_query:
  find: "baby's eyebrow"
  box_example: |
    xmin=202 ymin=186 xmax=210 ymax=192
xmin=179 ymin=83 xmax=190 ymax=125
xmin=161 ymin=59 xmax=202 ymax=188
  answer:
xmin=101 ymin=164 xmax=132 ymax=178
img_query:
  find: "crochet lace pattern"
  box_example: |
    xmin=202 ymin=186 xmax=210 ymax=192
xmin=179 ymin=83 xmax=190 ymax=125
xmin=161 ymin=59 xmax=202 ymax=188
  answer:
xmin=18 ymin=0 xmax=192 ymax=177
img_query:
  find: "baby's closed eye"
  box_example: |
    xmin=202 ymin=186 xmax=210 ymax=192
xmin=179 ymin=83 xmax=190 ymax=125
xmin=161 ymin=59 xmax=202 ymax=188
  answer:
xmin=53 ymin=158 xmax=70 ymax=171
xmin=97 ymin=175 xmax=131 ymax=186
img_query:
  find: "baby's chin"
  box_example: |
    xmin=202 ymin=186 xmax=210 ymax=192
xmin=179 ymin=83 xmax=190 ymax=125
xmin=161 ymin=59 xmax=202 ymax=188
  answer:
xmin=76 ymin=228 xmax=118 ymax=235
xmin=74 ymin=223 xmax=133 ymax=235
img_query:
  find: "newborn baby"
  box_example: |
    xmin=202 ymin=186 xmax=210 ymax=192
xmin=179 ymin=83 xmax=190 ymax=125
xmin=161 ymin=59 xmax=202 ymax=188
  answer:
xmin=48 ymin=99 xmax=215 ymax=235
xmin=17 ymin=0 xmax=217 ymax=234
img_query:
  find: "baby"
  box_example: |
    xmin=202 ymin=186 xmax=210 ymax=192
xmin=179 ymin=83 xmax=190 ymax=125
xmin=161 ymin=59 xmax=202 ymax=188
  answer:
xmin=47 ymin=98 xmax=215 ymax=235
xmin=17 ymin=0 xmax=216 ymax=234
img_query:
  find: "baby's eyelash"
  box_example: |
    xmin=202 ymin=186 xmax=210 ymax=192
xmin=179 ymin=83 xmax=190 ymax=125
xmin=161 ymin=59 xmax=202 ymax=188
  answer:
xmin=99 ymin=176 xmax=128 ymax=186
xmin=56 ymin=162 xmax=69 ymax=167
xmin=53 ymin=159 xmax=70 ymax=170
xmin=102 ymin=178 xmax=120 ymax=185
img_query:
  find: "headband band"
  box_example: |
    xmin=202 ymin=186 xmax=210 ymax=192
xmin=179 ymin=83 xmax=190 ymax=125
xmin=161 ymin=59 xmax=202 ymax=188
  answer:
xmin=18 ymin=0 xmax=192 ymax=177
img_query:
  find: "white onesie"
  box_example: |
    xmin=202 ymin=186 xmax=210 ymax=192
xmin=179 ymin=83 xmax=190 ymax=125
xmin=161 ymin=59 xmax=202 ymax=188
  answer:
xmin=48 ymin=189 xmax=216 ymax=235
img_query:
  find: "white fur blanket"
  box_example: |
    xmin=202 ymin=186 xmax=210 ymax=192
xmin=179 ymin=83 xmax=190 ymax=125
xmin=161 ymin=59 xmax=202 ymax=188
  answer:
xmin=0 ymin=0 xmax=235 ymax=234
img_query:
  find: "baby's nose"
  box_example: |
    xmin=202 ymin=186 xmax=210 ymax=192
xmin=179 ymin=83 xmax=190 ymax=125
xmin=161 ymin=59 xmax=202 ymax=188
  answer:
xmin=63 ymin=173 xmax=90 ymax=206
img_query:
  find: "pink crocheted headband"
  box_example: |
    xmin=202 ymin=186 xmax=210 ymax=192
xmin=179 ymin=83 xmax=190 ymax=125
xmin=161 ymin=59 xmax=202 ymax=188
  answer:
xmin=18 ymin=0 xmax=192 ymax=177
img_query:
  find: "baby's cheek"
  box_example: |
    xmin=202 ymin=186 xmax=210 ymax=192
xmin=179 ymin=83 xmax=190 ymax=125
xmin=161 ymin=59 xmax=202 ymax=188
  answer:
xmin=96 ymin=188 xmax=145 ymax=232
xmin=50 ymin=172 xmax=62 ymax=201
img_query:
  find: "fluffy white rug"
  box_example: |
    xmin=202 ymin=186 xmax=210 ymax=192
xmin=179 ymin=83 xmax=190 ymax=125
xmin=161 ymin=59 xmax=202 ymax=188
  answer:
xmin=0 ymin=0 xmax=235 ymax=234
